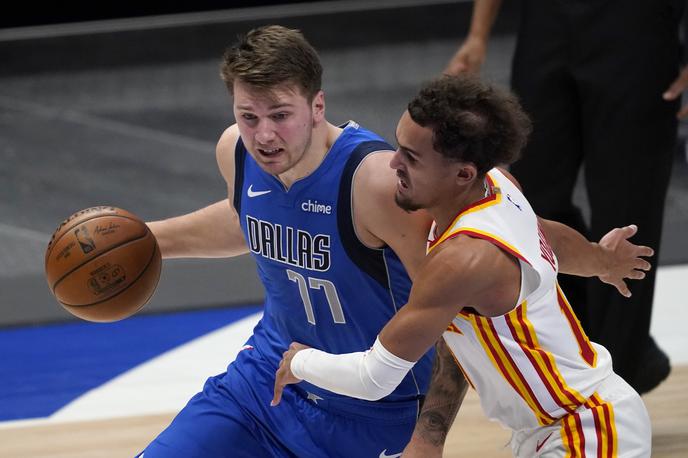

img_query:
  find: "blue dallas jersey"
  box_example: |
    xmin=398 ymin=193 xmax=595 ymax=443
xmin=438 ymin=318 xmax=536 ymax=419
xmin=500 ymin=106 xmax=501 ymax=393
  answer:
xmin=233 ymin=121 xmax=433 ymax=405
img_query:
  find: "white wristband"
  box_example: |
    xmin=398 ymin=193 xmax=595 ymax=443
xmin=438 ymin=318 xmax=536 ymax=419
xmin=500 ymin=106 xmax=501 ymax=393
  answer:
xmin=290 ymin=337 xmax=416 ymax=401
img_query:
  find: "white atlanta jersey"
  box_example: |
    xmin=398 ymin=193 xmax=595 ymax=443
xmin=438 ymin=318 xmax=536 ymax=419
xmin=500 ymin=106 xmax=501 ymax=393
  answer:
xmin=428 ymin=169 xmax=623 ymax=434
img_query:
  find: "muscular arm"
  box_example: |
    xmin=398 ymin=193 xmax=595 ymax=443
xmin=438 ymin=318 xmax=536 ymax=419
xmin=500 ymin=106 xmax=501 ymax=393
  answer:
xmin=538 ymin=218 xmax=604 ymax=276
xmin=147 ymin=125 xmax=249 ymax=259
xmin=147 ymin=199 xmax=246 ymax=259
xmin=274 ymin=237 xmax=516 ymax=402
xmin=404 ymin=340 xmax=468 ymax=458
xmin=352 ymin=151 xmax=431 ymax=280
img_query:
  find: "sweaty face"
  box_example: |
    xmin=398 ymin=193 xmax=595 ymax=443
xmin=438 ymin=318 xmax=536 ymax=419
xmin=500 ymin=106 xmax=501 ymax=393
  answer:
xmin=390 ymin=111 xmax=457 ymax=212
xmin=233 ymin=80 xmax=317 ymax=176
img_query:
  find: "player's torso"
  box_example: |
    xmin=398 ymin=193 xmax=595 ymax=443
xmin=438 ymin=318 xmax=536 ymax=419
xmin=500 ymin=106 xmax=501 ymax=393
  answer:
xmin=234 ymin=121 xmax=431 ymax=401
xmin=432 ymin=169 xmax=613 ymax=430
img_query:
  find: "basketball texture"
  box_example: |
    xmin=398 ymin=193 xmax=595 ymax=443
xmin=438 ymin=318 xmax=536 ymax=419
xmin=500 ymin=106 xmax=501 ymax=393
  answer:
xmin=45 ymin=206 xmax=161 ymax=322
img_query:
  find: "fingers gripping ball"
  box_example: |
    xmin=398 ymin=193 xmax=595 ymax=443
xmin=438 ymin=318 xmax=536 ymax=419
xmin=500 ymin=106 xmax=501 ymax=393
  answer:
xmin=45 ymin=206 xmax=161 ymax=322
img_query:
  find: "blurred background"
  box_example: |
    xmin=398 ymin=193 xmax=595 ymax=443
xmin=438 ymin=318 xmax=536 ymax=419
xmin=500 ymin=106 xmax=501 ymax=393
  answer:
xmin=2 ymin=0 xmax=685 ymax=326
xmin=1 ymin=0 xmax=528 ymax=325
xmin=0 ymin=0 xmax=686 ymax=454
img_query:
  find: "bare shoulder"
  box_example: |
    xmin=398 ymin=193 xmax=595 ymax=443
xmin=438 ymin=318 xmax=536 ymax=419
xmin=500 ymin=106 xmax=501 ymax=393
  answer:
xmin=357 ymin=149 xmax=395 ymax=177
xmin=412 ymin=235 xmax=511 ymax=309
xmin=418 ymin=237 xmax=483 ymax=288
xmin=216 ymin=124 xmax=241 ymax=182
xmin=351 ymin=151 xmax=394 ymax=242
xmin=353 ymin=151 xmax=432 ymax=278
xmin=355 ymin=150 xmax=397 ymax=202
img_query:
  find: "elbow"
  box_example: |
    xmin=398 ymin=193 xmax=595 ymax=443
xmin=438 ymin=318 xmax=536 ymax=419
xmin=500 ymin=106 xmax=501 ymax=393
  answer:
xmin=360 ymin=389 xmax=391 ymax=402
xmin=359 ymin=379 xmax=403 ymax=401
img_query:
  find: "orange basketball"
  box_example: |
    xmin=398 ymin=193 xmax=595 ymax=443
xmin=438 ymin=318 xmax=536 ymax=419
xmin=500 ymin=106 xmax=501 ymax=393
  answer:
xmin=44 ymin=206 xmax=161 ymax=322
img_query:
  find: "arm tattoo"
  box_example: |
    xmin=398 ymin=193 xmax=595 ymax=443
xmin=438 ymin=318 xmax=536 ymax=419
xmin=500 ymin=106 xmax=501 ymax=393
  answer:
xmin=414 ymin=339 xmax=468 ymax=447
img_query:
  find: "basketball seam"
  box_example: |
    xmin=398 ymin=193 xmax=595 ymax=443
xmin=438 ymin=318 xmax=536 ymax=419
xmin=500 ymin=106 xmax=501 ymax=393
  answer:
xmin=45 ymin=213 xmax=144 ymax=264
xmin=50 ymin=230 xmax=151 ymax=293
xmin=58 ymin=238 xmax=160 ymax=308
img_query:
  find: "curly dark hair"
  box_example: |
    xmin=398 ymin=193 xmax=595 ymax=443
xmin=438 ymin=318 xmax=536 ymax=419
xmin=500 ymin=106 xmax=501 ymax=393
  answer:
xmin=408 ymin=75 xmax=532 ymax=175
xmin=220 ymin=25 xmax=323 ymax=101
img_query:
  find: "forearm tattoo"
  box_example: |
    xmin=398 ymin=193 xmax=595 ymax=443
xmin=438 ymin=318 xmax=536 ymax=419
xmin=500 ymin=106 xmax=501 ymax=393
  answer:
xmin=415 ymin=339 xmax=468 ymax=447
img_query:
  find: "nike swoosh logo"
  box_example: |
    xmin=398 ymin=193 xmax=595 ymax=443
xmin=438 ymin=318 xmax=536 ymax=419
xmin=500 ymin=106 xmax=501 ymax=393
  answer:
xmin=536 ymin=432 xmax=553 ymax=453
xmin=379 ymin=450 xmax=402 ymax=458
xmin=247 ymin=184 xmax=271 ymax=197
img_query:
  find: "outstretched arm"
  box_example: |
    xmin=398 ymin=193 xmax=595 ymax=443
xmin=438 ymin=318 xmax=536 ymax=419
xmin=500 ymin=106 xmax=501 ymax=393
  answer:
xmin=148 ymin=199 xmax=247 ymax=259
xmin=147 ymin=125 xmax=249 ymax=259
xmin=539 ymin=219 xmax=653 ymax=297
xmin=403 ymin=340 xmax=469 ymax=458
xmin=272 ymin=237 xmax=508 ymax=404
xmin=498 ymin=167 xmax=653 ymax=297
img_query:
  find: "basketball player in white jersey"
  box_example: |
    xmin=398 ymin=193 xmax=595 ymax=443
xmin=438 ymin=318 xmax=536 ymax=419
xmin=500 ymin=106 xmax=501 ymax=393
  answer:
xmin=273 ymin=75 xmax=652 ymax=457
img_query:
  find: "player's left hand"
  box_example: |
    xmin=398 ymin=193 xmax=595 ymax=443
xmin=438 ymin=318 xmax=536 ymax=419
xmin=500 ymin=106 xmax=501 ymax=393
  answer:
xmin=272 ymin=342 xmax=311 ymax=406
xmin=597 ymin=224 xmax=654 ymax=298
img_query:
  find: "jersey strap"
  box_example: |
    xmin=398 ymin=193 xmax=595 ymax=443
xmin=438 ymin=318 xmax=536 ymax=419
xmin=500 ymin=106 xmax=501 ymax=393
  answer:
xmin=233 ymin=137 xmax=248 ymax=214
xmin=336 ymin=140 xmax=395 ymax=287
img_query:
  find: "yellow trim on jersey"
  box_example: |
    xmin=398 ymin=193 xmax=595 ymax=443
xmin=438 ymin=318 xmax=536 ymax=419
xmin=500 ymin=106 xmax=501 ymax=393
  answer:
xmin=607 ymin=397 xmax=618 ymax=456
xmin=427 ymin=227 xmax=529 ymax=272
xmin=427 ymin=173 xmax=503 ymax=253
xmin=586 ymin=393 xmax=618 ymax=457
xmin=452 ymin=185 xmax=502 ymax=220
xmin=469 ymin=313 xmax=555 ymax=426
xmin=556 ymin=283 xmax=598 ymax=368
xmin=561 ymin=413 xmax=584 ymax=457
xmin=506 ymin=302 xmax=587 ymax=413
xmin=446 ymin=322 xmax=462 ymax=334
xmin=608 ymin=398 xmax=618 ymax=456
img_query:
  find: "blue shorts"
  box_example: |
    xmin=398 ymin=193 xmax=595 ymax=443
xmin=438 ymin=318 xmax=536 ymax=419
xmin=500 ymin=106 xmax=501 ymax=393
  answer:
xmin=138 ymin=345 xmax=421 ymax=457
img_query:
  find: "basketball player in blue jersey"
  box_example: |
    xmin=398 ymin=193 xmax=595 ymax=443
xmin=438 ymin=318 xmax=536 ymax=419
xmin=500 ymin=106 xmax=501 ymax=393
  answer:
xmin=141 ymin=26 xmax=654 ymax=457
xmin=274 ymin=75 xmax=654 ymax=457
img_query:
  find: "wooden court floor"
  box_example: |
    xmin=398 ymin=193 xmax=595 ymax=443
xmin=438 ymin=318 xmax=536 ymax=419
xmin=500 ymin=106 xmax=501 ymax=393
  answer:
xmin=1 ymin=366 xmax=685 ymax=457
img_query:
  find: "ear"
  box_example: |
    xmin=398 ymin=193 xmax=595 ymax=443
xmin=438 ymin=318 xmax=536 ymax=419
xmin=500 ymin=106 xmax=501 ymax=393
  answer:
xmin=455 ymin=163 xmax=479 ymax=185
xmin=312 ymin=90 xmax=325 ymax=123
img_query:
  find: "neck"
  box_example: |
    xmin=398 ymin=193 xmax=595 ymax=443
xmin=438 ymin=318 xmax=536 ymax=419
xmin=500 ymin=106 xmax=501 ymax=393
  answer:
xmin=431 ymin=175 xmax=488 ymax=237
xmin=278 ymin=121 xmax=341 ymax=188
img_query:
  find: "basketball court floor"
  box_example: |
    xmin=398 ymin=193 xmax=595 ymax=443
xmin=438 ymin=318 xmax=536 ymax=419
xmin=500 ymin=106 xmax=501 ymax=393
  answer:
xmin=1 ymin=1 xmax=687 ymax=456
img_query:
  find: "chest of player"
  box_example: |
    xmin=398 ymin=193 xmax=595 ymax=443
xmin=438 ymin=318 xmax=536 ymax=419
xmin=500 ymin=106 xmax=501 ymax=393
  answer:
xmin=239 ymin=168 xmax=344 ymax=275
xmin=242 ymin=205 xmax=337 ymax=273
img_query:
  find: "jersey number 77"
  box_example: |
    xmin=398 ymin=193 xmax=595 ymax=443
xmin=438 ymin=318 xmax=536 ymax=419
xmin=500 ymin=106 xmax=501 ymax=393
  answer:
xmin=287 ymin=269 xmax=346 ymax=325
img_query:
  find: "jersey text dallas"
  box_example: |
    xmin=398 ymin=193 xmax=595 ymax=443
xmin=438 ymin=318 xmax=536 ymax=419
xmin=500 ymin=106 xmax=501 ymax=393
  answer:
xmin=246 ymin=216 xmax=331 ymax=271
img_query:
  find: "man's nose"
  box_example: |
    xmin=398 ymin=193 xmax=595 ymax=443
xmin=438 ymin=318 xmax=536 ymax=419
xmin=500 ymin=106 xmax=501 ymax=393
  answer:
xmin=389 ymin=150 xmax=402 ymax=170
xmin=255 ymin=122 xmax=276 ymax=144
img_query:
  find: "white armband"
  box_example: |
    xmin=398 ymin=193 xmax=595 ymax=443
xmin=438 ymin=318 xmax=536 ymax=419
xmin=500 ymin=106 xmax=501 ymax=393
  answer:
xmin=290 ymin=337 xmax=416 ymax=401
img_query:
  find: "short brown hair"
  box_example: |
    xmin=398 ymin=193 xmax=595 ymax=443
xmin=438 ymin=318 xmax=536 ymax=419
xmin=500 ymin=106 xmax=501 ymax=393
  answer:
xmin=220 ymin=25 xmax=323 ymax=101
xmin=408 ymin=75 xmax=532 ymax=175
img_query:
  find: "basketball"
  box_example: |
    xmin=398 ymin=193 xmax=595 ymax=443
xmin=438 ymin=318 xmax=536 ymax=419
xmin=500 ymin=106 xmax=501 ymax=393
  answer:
xmin=44 ymin=206 xmax=162 ymax=322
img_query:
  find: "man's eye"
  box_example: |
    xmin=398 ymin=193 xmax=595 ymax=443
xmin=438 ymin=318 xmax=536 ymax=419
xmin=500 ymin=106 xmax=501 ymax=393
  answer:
xmin=272 ymin=113 xmax=288 ymax=120
xmin=242 ymin=114 xmax=257 ymax=120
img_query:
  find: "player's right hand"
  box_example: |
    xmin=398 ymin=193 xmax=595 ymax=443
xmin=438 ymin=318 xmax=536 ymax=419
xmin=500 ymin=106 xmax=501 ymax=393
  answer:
xmin=272 ymin=342 xmax=310 ymax=406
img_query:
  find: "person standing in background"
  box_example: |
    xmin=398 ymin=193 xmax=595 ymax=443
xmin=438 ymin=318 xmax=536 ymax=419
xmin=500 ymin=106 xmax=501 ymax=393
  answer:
xmin=446 ymin=0 xmax=687 ymax=394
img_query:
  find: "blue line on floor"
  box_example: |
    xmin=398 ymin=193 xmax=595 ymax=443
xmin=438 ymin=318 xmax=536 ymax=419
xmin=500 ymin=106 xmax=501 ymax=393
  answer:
xmin=0 ymin=305 xmax=261 ymax=421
